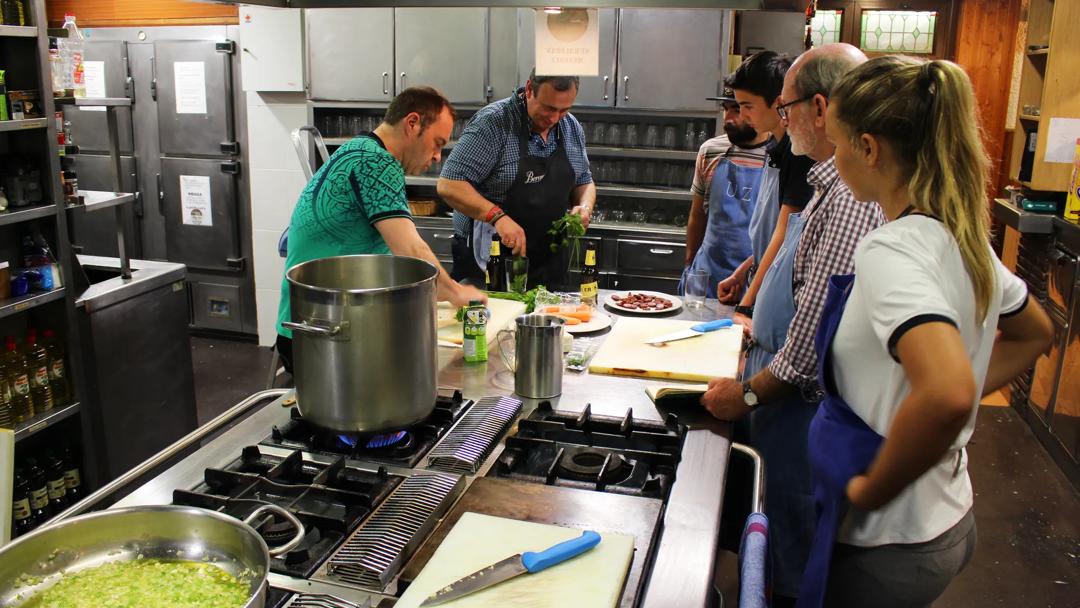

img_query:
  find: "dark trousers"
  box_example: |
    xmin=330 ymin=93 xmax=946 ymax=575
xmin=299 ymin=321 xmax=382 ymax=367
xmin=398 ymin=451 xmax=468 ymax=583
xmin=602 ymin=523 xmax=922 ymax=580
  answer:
xmin=275 ymin=334 xmax=294 ymax=375
xmin=451 ymin=234 xmax=486 ymax=286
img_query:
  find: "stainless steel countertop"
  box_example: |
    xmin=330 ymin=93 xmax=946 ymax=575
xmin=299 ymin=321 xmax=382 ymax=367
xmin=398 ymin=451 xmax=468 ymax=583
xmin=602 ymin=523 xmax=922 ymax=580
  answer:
xmin=114 ymin=291 xmax=736 ymax=606
xmin=991 ymin=197 xmax=1080 ymax=252
xmin=75 ymin=254 xmax=188 ymax=312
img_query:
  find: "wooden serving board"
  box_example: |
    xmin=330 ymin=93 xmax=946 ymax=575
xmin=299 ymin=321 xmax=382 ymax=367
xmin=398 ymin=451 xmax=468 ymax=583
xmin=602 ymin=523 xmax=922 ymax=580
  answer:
xmin=437 ymin=299 xmax=528 ymax=346
xmin=588 ymin=317 xmax=741 ymax=382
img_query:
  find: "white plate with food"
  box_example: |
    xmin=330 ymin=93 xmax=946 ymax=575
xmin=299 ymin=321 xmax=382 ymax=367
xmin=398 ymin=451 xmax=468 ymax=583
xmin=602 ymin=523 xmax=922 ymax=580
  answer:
xmin=536 ymin=304 xmax=613 ymax=334
xmin=604 ymin=291 xmax=683 ymax=314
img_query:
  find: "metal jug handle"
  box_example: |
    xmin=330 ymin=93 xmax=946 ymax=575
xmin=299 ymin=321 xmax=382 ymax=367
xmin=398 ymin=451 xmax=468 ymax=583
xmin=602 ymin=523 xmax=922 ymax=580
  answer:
xmin=497 ymin=328 xmax=516 ymax=372
xmin=244 ymin=504 xmax=306 ymax=556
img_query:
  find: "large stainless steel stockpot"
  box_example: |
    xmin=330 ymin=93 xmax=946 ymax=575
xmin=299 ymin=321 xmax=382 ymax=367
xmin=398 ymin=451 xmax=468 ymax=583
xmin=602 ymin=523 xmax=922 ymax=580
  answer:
xmin=284 ymin=254 xmax=439 ymax=433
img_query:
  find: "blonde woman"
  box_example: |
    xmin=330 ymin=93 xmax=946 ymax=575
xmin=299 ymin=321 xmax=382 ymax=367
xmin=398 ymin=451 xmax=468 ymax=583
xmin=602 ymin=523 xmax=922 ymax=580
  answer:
xmin=797 ymin=56 xmax=1054 ymax=608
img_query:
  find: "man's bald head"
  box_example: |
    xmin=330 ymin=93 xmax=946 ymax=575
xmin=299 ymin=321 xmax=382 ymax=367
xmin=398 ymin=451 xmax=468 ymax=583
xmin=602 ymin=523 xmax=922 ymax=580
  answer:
xmin=788 ymin=43 xmax=867 ymax=100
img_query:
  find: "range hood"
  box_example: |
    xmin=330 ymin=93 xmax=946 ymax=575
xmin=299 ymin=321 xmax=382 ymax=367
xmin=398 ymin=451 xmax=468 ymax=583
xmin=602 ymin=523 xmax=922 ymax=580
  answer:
xmin=204 ymin=1 xmax=806 ymax=11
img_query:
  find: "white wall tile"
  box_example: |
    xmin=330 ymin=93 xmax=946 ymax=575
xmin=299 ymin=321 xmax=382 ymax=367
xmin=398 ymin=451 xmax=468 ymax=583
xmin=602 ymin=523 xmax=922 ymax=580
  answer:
xmin=256 ymin=287 xmax=283 ymax=347
xmin=250 ymin=168 xmax=305 ymax=232
xmin=247 ymin=102 xmax=310 ymax=172
xmin=253 ymin=228 xmax=288 ymax=292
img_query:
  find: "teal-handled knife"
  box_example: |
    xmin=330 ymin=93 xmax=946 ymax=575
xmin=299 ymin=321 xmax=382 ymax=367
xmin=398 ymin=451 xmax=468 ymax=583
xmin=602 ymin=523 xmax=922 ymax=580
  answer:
xmin=419 ymin=530 xmax=602 ymax=606
xmin=644 ymin=318 xmax=733 ymax=345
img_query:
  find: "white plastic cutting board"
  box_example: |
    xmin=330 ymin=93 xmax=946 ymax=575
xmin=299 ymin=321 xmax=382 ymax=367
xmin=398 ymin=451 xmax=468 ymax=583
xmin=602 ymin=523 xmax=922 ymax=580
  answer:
xmin=395 ymin=512 xmax=635 ymax=608
xmin=437 ymin=299 xmax=528 ymax=346
xmin=589 ymin=317 xmax=742 ymax=382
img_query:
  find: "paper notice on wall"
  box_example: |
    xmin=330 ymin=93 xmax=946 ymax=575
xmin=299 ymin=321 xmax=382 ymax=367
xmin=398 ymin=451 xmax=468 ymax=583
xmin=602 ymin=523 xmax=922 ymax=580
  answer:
xmin=1044 ymin=118 xmax=1080 ymax=164
xmin=82 ymin=61 xmax=106 ymax=111
xmin=535 ymin=8 xmax=599 ymax=76
xmin=180 ymin=175 xmax=213 ymax=227
xmin=174 ymin=61 xmax=207 ymax=115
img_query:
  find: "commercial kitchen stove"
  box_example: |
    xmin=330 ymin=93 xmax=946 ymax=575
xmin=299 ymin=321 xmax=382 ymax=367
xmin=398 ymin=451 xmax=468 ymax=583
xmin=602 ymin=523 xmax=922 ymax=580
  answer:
xmin=97 ymin=298 xmax=742 ymax=608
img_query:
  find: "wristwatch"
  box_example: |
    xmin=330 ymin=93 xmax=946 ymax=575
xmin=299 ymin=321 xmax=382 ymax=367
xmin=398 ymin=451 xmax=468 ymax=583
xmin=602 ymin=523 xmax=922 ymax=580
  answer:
xmin=734 ymin=305 xmax=754 ymax=317
xmin=742 ymin=382 xmax=759 ymax=408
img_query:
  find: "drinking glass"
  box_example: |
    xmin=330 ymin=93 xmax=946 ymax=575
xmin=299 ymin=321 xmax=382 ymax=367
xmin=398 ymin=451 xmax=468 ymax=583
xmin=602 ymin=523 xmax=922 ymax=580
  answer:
xmin=606 ymin=123 xmax=623 ymax=147
xmin=642 ymin=161 xmax=658 ymax=186
xmin=631 ymin=207 xmax=647 ymax=224
xmin=352 ymin=115 xmax=365 ymax=135
xmin=505 ymin=257 xmax=530 ymax=294
xmin=335 ymin=115 xmax=348 ymax=138
xmin=592 ymin=122 xmax=607 ymax=145
xmin=644 ymin=124 xmax=660 ymax=149
xmin=609 ymin=208 xmax=626 ymax=222
xmin=579 ymin=120 xmax=591 ymax=141
xmin=625 ymin=161 xmax=640 ymax=185
xmin=695 ymin=122 xmax=710 ymax=150
xmin=685 ymin=269 xmax=708 ymax=309
xmin=663 ymin=125 xmax=678 ymax=150
xmin=609 ymin=161 xmax=624 ymax=183
xmin=684 ymin=122 xmax=696 ymax=151
xmin=624 ymin=123 xmax=639 ymax=148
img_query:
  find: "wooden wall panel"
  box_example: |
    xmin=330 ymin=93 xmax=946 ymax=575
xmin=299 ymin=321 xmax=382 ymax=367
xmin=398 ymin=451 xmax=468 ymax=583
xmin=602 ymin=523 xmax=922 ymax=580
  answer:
xmin=954 ymin=0 xmax=1024 ymax=196
xmin=46 ymin=0 xmax=237 ymax=27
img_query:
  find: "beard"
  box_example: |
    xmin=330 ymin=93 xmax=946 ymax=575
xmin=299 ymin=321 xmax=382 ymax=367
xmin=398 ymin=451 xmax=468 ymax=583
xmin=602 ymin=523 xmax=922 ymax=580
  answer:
xmin=723 ymin=122 xmax=758 ymax=147
xmin=788 ymin=120 xmax=818 ymax=157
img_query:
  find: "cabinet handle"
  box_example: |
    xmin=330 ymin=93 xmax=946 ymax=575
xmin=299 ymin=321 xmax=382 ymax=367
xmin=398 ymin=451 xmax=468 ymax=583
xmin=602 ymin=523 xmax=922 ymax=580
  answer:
xmin=400 ymin=72 xmax=407 ymax=90
xmin=602 ymin=75 xmax=610 ymax=101
xmin=623 ymin=76 xmax=630 ymax=102
xmin=382 ymin=72 xmax=389 ymax=95
xmin=431 ymin=233 xmax=454 ymax=240
xmin=649 ymin=248 xmax=674 ymax=255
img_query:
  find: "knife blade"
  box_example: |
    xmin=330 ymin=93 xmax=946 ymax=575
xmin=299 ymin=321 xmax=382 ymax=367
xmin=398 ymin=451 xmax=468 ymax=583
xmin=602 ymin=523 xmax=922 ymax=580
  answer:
xmin=419 ymin=530 xmax=602 ymax=606
xmin=644 ymin=318 xmax=733 ymax=345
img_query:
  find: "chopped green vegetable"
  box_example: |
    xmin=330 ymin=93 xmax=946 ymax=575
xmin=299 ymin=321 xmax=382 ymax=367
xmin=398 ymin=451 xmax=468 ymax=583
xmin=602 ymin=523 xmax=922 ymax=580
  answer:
xmin=487 ymin=285 xmax=545 ymax=313
xmin=20 ymin=559 xmax=249 ymax=608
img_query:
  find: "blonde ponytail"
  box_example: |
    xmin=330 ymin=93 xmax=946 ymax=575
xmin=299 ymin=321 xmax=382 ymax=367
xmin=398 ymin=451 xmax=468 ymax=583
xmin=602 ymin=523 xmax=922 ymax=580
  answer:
xmin=831 ymin=56 xmax=994 ymax=322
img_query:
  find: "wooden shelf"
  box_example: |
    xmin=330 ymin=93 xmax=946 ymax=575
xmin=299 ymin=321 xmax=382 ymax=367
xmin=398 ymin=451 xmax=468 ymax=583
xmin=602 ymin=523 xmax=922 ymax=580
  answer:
xmin=0 ymin=25 xmax=37 ymax=38
xmin=0 ymin=118 xmax=48 ymax=132
xmin=0 ymin=288 xmax=66 ymax=321
xmin=13 ymin=402 xmax=81 ymax=442
xmin=0 ymin=204 xmax=56 ymax=227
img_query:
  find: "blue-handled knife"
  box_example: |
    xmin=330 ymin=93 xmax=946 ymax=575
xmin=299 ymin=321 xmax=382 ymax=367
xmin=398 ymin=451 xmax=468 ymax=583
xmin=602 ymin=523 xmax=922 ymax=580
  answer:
xmin=644 ymin=318 xmax=734 ymax=345
xmin=419 ymin=530 xmax=602 ymax=606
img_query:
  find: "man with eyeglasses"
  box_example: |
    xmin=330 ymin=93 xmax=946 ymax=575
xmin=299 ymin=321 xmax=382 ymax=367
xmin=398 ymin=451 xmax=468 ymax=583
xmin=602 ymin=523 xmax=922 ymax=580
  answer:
xmin=699 ymin=43 xmax=884 ymax=607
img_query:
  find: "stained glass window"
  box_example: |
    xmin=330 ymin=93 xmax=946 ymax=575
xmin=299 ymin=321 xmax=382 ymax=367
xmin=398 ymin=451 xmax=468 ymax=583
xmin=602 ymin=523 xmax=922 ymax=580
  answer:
xmin=810 ymin=10 xmax=843 ymax=48
xmin=860 ymin=10 xmax=938 ymax=54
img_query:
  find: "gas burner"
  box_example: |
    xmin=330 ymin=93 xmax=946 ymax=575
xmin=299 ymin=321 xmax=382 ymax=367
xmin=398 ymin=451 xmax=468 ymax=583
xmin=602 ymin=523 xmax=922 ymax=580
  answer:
xmin=264 ymin=392 xmax=471 ymax=468
xmin=557 ymin=448 xmax=633 ymax=484
xmin=172 ymin=448 xmax=403 ymax=578
xmin=489 ymin=403 xmax=685 ymax=498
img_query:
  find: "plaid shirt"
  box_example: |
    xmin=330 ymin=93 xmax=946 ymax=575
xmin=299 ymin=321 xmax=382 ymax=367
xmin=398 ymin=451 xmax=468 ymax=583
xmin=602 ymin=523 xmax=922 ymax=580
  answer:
xmin=443 ymin=88 xmax=593 ymax=236
xmin=768 ymin=157 xmax=886 ymax=395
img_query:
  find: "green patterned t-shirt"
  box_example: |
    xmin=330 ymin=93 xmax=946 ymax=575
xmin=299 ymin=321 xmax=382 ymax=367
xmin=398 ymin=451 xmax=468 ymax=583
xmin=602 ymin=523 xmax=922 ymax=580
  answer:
xmin=277 ymin=134 xmax=410 ymax=338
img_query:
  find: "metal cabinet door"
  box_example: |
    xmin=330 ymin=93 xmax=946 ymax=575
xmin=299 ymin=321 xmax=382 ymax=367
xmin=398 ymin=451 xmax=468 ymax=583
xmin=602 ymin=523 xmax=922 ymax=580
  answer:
xmin=65 ymin=40 xmax=134 ymax=153
xmin=1051 ymin=290 xmax=1080 ymax=462
xmin=395 ymin=8 xmax=487 ymax=103
xmin=517 ymin=9 xmax=618 ymax=107
xmin=160 ymin=157 xmax=241 ymax=272
xmin=307 ymin=8 xmax=394 ymax=101
xmin=616 ymin=9 xmax=723 ymax=111
xmin=154 ymin=40 xmax=235 ymax=156
xmin=69 ymin=154 xmax=140 ymax=258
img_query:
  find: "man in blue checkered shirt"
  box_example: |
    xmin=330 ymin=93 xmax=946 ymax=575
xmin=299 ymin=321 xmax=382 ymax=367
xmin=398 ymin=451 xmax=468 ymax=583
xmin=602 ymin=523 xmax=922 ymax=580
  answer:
xmin=437 ymin=68 xmax=596 ymax=288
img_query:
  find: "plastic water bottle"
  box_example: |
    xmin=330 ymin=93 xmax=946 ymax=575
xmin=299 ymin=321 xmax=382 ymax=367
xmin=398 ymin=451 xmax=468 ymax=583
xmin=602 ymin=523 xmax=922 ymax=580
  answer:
xmin=59 ymin=14 xmax=85 ymax=97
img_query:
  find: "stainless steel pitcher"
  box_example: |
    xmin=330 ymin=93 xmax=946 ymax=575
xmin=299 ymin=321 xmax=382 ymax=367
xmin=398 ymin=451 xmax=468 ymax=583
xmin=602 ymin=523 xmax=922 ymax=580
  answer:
xmin=498 ymin=314 xmax=565 ymax=399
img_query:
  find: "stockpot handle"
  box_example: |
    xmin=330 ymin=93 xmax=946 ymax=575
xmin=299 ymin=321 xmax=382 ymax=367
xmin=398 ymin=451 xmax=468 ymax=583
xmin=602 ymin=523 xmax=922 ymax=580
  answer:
xmin=244 ymin=504 xmax=307 ymax=557
xmin=282 ymin=320 xmax=349 ymax=339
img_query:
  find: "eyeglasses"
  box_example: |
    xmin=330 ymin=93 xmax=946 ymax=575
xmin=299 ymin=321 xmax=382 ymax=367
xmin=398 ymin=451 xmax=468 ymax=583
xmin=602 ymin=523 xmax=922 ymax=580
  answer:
xmin=776 ymin=94 xmax=815 ymax=121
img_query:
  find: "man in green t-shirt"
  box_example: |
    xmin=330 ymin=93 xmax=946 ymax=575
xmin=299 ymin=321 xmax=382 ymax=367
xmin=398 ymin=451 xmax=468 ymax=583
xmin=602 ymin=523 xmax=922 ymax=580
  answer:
xmin=277 ymin=86 xmax=485 ymax=372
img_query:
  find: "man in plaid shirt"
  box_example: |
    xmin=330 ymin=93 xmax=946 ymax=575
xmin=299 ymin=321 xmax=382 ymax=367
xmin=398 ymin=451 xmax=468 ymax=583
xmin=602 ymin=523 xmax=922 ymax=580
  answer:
xmin=700 ymin=43 xmax=884 ymax=604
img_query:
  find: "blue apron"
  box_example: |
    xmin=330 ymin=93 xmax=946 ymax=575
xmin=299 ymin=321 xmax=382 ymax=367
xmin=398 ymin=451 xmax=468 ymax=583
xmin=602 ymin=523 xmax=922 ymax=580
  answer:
xmin=796 ymin=274 xmax=885 ymax=608
xmin=740 ymin=209 xmax=818 ymax=598
xmin=680 ymin=153 xmax=764 ymax=298
xmin=748 ymin=163 xmax=781 ymax=272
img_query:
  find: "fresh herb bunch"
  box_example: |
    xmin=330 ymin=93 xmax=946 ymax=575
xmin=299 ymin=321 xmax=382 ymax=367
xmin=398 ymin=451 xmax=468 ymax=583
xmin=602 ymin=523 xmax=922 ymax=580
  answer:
xmin=548 ymin=212 xmax=587 ymax=253
xmin=453 ymin=285 xmax=547 ymax=321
